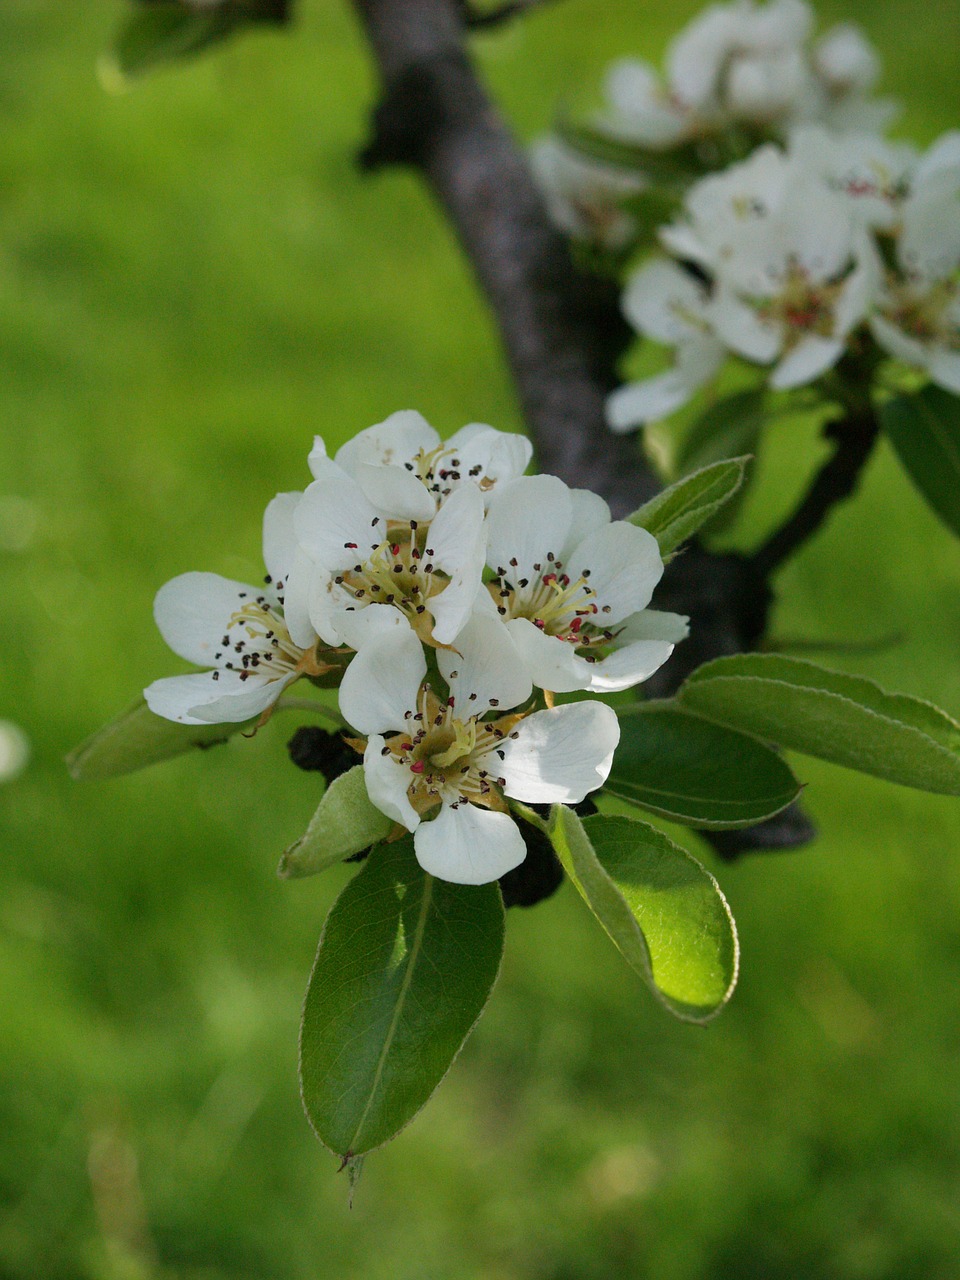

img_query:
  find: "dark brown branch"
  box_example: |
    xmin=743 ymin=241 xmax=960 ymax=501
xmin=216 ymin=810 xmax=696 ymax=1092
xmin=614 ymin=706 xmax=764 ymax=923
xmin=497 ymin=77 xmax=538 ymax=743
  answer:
xmin=752 ymin=400 xmax=880 ymax=580
xmin=351 ymin=0 xmax=659 ymax=516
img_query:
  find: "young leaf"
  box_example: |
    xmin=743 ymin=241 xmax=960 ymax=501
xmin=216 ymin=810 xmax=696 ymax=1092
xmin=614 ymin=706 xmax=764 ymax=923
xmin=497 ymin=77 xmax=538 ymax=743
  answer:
xmin=675 ymin=389 xmax=766 ymax=475
xmin=66 ymin=698 xmax=253 ymax=781
xmin=300 ymin=837 xmax=504 ymax=1159
xmin=547 ymin=807 xmax=738 ymax=1023
xmin=606 ymin=702 xmax=802 ymax=828
xmin=105 ymin=6 xmax=235 ymax=84
xmin=881 ymin=386 xmax=960 ymax=538
xmin=678 ymin=654 xmax=960 ymax=795
xmin=278 ymin=765 xmax=392 ymax=879
xmin=627 ymin=457 xmax=749 ymax=556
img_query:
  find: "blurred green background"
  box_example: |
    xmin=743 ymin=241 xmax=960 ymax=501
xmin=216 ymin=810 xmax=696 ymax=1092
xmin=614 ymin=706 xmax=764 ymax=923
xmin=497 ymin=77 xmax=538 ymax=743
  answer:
xmin=3 ymin=2 xmax=960 ymax=1277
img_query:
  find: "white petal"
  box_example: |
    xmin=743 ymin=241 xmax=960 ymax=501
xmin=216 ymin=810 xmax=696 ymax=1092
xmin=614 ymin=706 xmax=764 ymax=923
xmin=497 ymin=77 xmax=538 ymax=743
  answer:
xmin=446 ymin=427 xmax=533 ymax=505
xmin=622 ymin=260 xmax=710 ymax=344
xmin=353 ymin=461 xmax=435 ymax=522
xmin=307 ymin=435 xmax=338 ymax=482
xmin=337 ymin=627 xmax=426 ymax=735
xmin=499 ymin=702 xmax=620 ymax=804
xmin=617 ymin=608 xmax=690 ymax=644
xmin=562 ymin=489 xmax=612 ymax=561
xmin=566 ymin=521 xmax=665 ymax=624
xmin=144 ymin=669 xmax=289 ymax=725
xmin=282 ymin=547 xmax=322 ymax=651
xmin=603 ymin=58 xmax=690 ymax=148
xmin=506 ymin=617 xmax=591 ymax=694
xmin=262 ymin=492 xmax=302 ymax=585
xmin=333 ymin=410 xmax=439 ymax=476
xmin=770 ymin=335 xmax=844 ymax=388
xmin=438 ymin=612 xmax=532 ymax=712
xmin=335 ymin=603 xmax=409 ymax=651
xmin=709 ymin=288 xmax=782 ymax=362
xmin=425 ymin=483 xmax=487 ymax=644
xmin=485 ymin=475 xmax=572 ymax=577
xmin=363 ymin=736 xmax=420 ymax=832
xmin=585 ymin=640 xmax=676 ymax=692
xmin=414 ymin=803 xmax=526 ymax=885
xmin=928 ymin=347 xmax=960 ymax=395
xmin=294 ymin=474 xmax=385 ymax=571
xmin=870 ymin=313 xmax=928 ymax=368
xmin=153 ymin=572 xmax=259 ymax=667
xmin=606 ymin=370 xmax=694 ymax=430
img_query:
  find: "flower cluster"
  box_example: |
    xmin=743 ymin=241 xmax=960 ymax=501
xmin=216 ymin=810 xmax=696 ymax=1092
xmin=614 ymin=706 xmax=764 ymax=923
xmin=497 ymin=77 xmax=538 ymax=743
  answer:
xmin=532 ymin=1 xmax=896 ymax=253
xmin=145 ymin=413 xmax=687 ymax=883
xmin=608 ymin=127 xmax=960 ymax=428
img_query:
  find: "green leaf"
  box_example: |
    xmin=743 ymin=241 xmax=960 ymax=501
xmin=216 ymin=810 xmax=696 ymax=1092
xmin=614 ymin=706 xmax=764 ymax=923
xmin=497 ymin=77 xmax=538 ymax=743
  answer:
xmin=278 ymin=766 xmax=393 ymax=880
xmin=66 ymin=698 xmax=254 ymax=781
xmin=300 ymin=837 xmax=504 ymax=1158
xmin=104 ymin=7 xmax=237 ymax=84
xmin=606 ymin=702 xmax=802 ymax=828
xmin=627 ymin=457 xmax=749 ymax=556
xmin=548 ymin=808 xmax=738 ymax=1022
xmin=678 ymin=654 xmax=960 ymax=795
xmin=881 ymin=385 xmax=960 ymax=538
xmin=675 ymin=390 xmax=767 ymax=476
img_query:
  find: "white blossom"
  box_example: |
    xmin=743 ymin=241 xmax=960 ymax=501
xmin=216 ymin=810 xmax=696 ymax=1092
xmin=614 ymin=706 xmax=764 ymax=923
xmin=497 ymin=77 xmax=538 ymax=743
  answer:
xmin=145 ymin=493 xmax=332 ymax=725
xmin=339 ymin=622 xmax=619 ymax=885
xmin=483 ymin=474 xmax=688 ymax=692
xmin=530 ymin=135 xmax=647 ymax=251
xmin=870 ymin=148 xmax=960 ymax=393
xmin=308 ymin=409 xmax=531 ymax=519
xmin=608 ymin=259 xmax=725 ymax=428
xmin=789 ymin=126 xmax=915 ymax=231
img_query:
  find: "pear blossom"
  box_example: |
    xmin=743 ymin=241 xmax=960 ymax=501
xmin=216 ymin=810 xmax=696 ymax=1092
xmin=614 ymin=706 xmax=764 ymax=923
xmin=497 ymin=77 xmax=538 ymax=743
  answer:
xmin=607 ymin=259 xmax=725 ymax=428
xmin=307 ymin=409 xmax=531 ymax=519
xmin=293 ymin=462 xmax=487 ymax=649
xmin=482 ymin=475 xmax=688 ymax=692
xmin=809 ymin=24 xmax=898 ymax=133
xmin=789 ymin=126 xmax=915 ymax=231
xmin=869 ymin=165 xmax=960 ymax=393
xmin=530 ymin=135 xmax=647 ymax=251
xmin=145 ymin=493 xmax=337 ymax=725
xmin=338 ymin=621 xmax=620 ymax=884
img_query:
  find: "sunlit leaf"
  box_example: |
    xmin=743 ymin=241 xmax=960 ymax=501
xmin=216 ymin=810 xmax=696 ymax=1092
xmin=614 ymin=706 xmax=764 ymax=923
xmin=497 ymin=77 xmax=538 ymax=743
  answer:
xmin=881 ymin=385 xmax=960 ymax=538
xmin=548 ymin=807 xmax=738 ymax=1022
xmin=627 ymin=457 xmax=749 ymax=555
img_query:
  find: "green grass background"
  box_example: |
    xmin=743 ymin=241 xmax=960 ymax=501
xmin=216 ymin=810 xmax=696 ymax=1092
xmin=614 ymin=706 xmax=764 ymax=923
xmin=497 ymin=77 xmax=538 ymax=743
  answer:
xmin=2 ymin=2 xmax=960 ymax=1277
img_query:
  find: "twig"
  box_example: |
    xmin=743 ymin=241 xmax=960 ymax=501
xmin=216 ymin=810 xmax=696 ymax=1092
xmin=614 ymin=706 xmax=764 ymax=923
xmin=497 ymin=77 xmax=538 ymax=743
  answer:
xmin=459 ymin=0 xmax=561 ymax=28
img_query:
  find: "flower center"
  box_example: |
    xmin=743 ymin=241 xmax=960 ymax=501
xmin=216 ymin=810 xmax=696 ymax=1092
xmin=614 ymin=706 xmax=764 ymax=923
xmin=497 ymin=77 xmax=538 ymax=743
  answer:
xmin=211 ymin=582 xmax=331 ymax=686
xmin=883 ymin=276 xmax=959 ymax=347
xmin=488 ymin=555 xmax=618 ymax=660
xmin=336 ymin=521 xmax=448 ymax=642
xmin=755 ymin=261 xmax=844 ymax=344
xmin=404 ymin=446 xmax=495 ymax=502
xmin=381 ymin=685 xmax=521 ymax=816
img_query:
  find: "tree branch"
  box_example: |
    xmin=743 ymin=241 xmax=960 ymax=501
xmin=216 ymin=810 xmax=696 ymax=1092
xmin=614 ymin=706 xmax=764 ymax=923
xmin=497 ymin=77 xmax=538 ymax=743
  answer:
xmin=752 ymin=397 xmax=880 ymax=580
xmin=458 ymin=0 xmax=561 ymax=28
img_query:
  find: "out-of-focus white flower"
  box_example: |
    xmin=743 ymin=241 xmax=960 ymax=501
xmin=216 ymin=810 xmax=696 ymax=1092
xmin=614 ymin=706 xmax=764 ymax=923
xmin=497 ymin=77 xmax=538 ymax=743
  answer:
xmin=608 ymin=259 xmax=726 ymax=428
xmin=482 ymin=474 xmax=687 ymax=692
xmin=530 ymin=135 xmax=647 ymax=251
xmin=308 ymin=410 xmax=531 ymax=519
xmin=145 ymin=494 xmax=330 ymax=725
xmin=808 ymin=24 xmax=898 ymax=133
xmin=870 ymin=159 xmax=960 ymax=393
xmin=789 ymin=126 xmax=915 ymax=230
xmin=339 ymin=622 xmax=619 ymax=884
xmin=600 ymin=58 xmax=693 ymax=150
xmin=0 ymin=720 xmax=29 ymax=783
xmin=666 ymin=145 xmax=879 ymax=388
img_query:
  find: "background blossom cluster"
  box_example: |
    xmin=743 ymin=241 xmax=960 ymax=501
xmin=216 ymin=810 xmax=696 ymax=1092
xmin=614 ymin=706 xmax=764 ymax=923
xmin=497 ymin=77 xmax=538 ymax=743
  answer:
xmin=144 ymin=414 xmax=687 ymax=883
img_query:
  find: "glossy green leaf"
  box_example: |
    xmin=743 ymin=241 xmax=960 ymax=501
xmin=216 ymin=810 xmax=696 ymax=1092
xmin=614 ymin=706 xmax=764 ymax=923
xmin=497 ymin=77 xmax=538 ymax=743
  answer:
xmin=627 ymin=457 xmax=749 ymax=556
xmin=548 ymin=807 xmax=738 ymax=1022
xmin=679 ymin=654 xmax=960 ymax=795
xmin=675 ymin=389 xmax=766 ymax=475
xmin=606 ymin=702 xmax=802 ymax=828
xmin=66 ymin=698 xmax=253 ymax=781
xmin=881 ymin=385 xmax=960 ymax=538
xmin=300 ymin=838 xmax=504 ymax=1159
xmin=278 ymin=765 xmax=393 ymax=879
